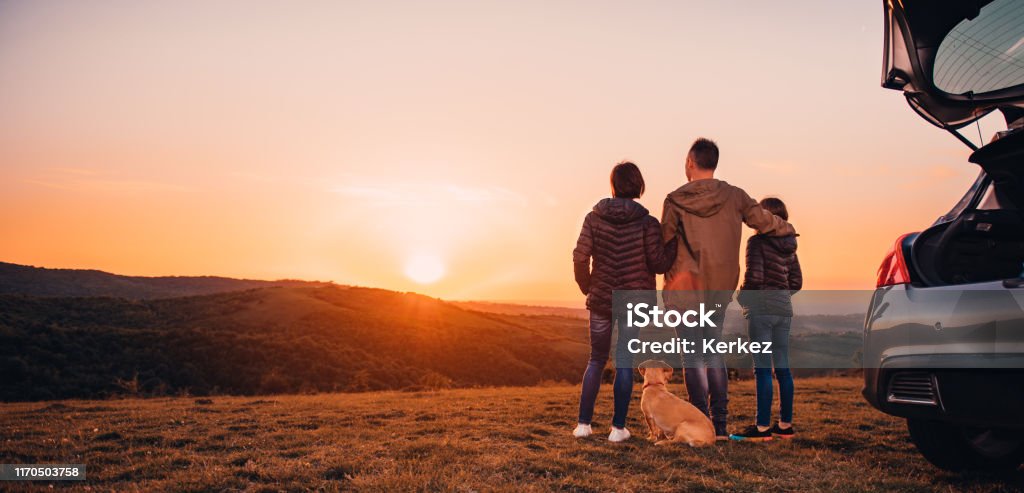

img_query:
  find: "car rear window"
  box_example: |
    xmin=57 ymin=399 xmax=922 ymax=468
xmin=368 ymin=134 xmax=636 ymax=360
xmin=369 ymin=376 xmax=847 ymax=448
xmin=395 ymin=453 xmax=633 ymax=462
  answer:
xmin=933 ymin=0 xmax=1024 ymax=95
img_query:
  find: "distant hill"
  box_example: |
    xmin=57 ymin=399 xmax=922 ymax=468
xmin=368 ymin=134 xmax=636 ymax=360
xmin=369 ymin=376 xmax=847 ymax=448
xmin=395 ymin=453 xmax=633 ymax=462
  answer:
xmin=0 ymin=286 xmax=590 ymax=401
xmin=722 ymin=311 xmax=865 ymax=336
xmin=451 ymin=301 xmax=587 ymax=319
xmin=0 ymin=262 xmax=866 ymax=401
xmin=0 ymin=261 xmax=330 ymax=299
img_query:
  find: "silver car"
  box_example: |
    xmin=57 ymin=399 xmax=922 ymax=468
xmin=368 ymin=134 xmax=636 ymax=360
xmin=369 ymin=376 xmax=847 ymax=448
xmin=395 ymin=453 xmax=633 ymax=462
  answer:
xmin=863 ymin=0 xmax=1024 ymax=471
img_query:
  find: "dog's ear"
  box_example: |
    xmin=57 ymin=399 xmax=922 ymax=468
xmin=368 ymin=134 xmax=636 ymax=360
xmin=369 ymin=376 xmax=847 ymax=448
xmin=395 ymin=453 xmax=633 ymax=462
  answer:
xmin=662 ymin=367 xmax=673 ymax=378
xmin=638 ymin=366 xmax=647 ymax=377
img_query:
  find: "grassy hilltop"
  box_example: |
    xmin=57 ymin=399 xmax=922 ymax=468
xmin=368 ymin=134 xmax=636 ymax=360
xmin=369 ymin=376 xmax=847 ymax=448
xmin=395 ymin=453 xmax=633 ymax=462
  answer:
xmin=1 ymin=377 xmax=1019 ymax=492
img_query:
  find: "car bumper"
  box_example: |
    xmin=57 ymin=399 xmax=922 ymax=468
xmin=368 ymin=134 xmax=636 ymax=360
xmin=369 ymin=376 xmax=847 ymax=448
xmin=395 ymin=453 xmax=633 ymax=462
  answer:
xmin=863 ymin=360 xmax=1024 ymax=429
xmin=862 ymin=284 xmax=1024 ymax=428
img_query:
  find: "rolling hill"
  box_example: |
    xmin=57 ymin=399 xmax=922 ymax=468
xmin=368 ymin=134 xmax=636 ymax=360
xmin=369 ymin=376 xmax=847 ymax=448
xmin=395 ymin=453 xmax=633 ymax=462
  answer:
xmin=0 ymin=261 xmax=330 ymax=299
xmin=0 ymin=261 xmax=868 ymax=402
xmin=0 ymin=286 xmax=591 ymax=401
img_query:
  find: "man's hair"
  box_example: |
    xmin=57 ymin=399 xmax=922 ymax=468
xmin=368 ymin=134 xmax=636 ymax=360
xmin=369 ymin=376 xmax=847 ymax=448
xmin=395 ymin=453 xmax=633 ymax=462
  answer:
xmin=610 ymin=161 xmax=645 ymax=199
xmin=760 ymin=197 xmax=788 ymax=220
xmin=688 ymin=138 xmax=719 ymax=171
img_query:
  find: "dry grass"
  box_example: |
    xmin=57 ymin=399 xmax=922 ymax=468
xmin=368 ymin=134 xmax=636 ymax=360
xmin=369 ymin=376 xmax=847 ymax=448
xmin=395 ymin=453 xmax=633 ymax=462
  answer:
xmin=1 ymin=377 xmax=1021 ymax=492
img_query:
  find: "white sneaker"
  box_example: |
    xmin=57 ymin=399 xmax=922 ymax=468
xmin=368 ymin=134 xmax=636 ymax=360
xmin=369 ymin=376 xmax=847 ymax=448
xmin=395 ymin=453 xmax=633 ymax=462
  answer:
xmin=608 ymin=427 xmax=631 ymax=442
xmin=572 ymin=423 xmax=593 ymax=438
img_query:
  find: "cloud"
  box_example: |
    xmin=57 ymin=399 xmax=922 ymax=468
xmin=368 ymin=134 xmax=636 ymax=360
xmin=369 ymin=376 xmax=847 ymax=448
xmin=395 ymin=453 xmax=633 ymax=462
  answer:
xmin=898 ymin=164 xmax=970 ymax=191
xmin=831 ymin=164 xmax=895 ymax=178
xmin=23 ymin=168 xmax=192 ymax=193
xmin=925 ymin=164 xmax=957 ymax=180
xmin=50 ymin=167 xmax=100 ymax=176
xmin=331 ymin=182 xmax=528 ymax=207
xmin=753 ymin=161 xmax=800 ymax=174
xmin=332 ymin=185 xmax=404 ymax=202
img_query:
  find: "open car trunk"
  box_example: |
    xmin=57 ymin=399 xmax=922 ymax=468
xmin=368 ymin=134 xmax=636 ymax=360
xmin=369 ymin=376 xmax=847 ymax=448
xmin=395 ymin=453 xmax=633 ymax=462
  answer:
xmin=883 ymin=0 xmax=1024 ymax=286
xmin=911 ymin=131 xmax=1024 ymax=286
xmin=913 ymin=209 xmax=1024 ymax=286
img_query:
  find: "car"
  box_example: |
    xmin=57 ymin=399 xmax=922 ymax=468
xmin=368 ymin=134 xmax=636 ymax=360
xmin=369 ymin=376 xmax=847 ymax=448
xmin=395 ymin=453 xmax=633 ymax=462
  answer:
xmin=862 ymin=0 xmax=1024 ymax=472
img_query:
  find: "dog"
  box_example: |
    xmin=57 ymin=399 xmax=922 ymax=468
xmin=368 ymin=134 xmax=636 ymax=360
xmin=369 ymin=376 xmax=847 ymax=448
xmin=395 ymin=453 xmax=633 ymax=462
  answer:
xmin=638 ymin=360 xmax=716 ymax=447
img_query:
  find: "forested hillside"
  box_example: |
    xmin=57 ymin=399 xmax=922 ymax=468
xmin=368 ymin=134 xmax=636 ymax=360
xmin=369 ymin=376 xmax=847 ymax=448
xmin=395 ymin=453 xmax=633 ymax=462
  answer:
xmin=0 ymin=286 xmax=590 ymax=401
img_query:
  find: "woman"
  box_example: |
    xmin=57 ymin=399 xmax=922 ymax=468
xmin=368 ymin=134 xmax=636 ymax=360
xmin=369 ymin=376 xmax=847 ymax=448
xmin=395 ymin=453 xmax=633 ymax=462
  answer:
xmin=571 ymin=161 xmax=676 ymax=441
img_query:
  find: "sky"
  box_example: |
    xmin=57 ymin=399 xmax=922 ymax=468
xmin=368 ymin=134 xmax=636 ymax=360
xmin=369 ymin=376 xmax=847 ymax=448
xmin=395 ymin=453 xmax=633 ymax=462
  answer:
xmin=0 ymin=1 xmax=1003 ymax=305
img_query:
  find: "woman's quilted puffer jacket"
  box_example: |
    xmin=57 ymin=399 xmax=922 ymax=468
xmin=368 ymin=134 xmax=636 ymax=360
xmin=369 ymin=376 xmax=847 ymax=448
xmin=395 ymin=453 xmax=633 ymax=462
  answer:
xmin=572 ymin=198 xmax=676 ymax=316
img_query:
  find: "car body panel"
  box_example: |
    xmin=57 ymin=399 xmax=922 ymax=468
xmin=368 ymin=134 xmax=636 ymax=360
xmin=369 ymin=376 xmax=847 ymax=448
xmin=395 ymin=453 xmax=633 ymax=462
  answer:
xmin=865 ymin=284 xmax=1024 ymax=369
xmin=863 ymin=282 xmax=1024 ymax=426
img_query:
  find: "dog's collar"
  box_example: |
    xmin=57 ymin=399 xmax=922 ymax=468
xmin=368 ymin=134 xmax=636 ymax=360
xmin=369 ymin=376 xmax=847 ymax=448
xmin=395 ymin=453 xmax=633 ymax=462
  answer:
xmin=642 ymin=382 xmax=666 ymax=390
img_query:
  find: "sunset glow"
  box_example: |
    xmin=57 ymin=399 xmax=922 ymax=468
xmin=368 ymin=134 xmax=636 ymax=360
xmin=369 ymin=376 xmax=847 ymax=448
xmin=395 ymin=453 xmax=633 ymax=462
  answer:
xmin=0 ymin=1 xmax=1004 ymax=305
xmin=405 ymin=253 xmax=446 ymax=285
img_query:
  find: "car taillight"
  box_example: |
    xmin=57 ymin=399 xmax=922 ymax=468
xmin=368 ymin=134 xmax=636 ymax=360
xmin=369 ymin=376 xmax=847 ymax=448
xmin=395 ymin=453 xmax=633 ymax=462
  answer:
xmin=876 ymin=233 xmax=915 ymax=288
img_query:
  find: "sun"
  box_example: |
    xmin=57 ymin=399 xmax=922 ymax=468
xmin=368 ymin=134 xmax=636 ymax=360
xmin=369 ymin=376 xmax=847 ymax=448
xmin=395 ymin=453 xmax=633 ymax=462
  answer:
xmin=404 ymin=253 xmax=446 ymax=284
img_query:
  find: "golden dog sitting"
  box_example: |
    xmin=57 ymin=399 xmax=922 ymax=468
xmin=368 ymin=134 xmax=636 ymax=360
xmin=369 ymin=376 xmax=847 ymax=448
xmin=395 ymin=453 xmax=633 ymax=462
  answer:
xmin=638 ymin=360 xmax=716 ymax=447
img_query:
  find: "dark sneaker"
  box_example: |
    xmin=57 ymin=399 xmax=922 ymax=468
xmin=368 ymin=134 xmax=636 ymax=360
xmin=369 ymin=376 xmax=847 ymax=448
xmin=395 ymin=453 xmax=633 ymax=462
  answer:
xmin=729 ymin=425 xmax=773 ymax=442
xmin=714 ymin=423 xmax=729 ymax=441
xmin=770 ymin=423 xmax=795 ymax=439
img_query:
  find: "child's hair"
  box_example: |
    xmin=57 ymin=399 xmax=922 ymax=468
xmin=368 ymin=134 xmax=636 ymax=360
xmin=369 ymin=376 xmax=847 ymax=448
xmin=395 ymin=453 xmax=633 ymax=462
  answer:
xmin=760 ymin=197 xmax=788 ymax=220
xmin=610 ymin=161 xmax=645 ymax=199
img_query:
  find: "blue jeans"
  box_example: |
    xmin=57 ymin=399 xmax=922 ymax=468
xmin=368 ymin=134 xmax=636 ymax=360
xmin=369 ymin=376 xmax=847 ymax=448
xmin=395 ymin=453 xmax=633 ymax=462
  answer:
xmin=578 ymin=311 xmax=636 ymax=429
xmin=676 ymin=307 xmax=729 ymax=434
xmin=747 ymin=315 xmax=794 ymax=427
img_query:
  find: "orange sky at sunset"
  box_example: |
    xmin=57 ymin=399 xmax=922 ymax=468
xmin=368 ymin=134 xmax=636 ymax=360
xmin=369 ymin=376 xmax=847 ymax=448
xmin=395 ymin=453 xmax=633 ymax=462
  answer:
xmin=0 ymin=1 xmax=1005 ymax=305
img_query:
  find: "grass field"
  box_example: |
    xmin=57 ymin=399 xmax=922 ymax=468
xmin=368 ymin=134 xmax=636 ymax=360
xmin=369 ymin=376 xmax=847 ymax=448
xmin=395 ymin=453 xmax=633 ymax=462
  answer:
xmin=1 ymin=377 xmax=1021 ymax=492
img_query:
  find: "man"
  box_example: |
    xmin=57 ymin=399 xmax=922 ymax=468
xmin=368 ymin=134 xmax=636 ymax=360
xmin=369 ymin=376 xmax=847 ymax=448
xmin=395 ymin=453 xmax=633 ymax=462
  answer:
xmin=661 ymin=137 xmax=794 ymax=439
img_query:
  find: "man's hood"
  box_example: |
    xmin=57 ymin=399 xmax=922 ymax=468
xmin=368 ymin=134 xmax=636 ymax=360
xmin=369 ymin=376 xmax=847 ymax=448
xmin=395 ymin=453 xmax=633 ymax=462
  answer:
xmin=592 ymin=198 xmax=649 ymax=224
xmin=764 ymin=235 xmax=798 ymax=255
xmin=666 ymin=179 xmax=729 ymax=218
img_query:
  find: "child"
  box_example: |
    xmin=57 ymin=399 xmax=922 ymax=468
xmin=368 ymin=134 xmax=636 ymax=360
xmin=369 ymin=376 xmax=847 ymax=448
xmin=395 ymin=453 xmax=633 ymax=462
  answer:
xmin=571 ymin=161 xmax=676 ymax=442
xmin=730 ymin=197 xmax=802 ymax=441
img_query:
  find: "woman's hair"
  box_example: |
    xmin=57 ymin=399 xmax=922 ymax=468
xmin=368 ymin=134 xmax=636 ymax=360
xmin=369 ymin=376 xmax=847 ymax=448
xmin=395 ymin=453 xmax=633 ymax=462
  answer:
xmin=610 ymin=161 xmax=645 ymax=199
xmin=760 ymin=197 xmax=788 ymax=220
